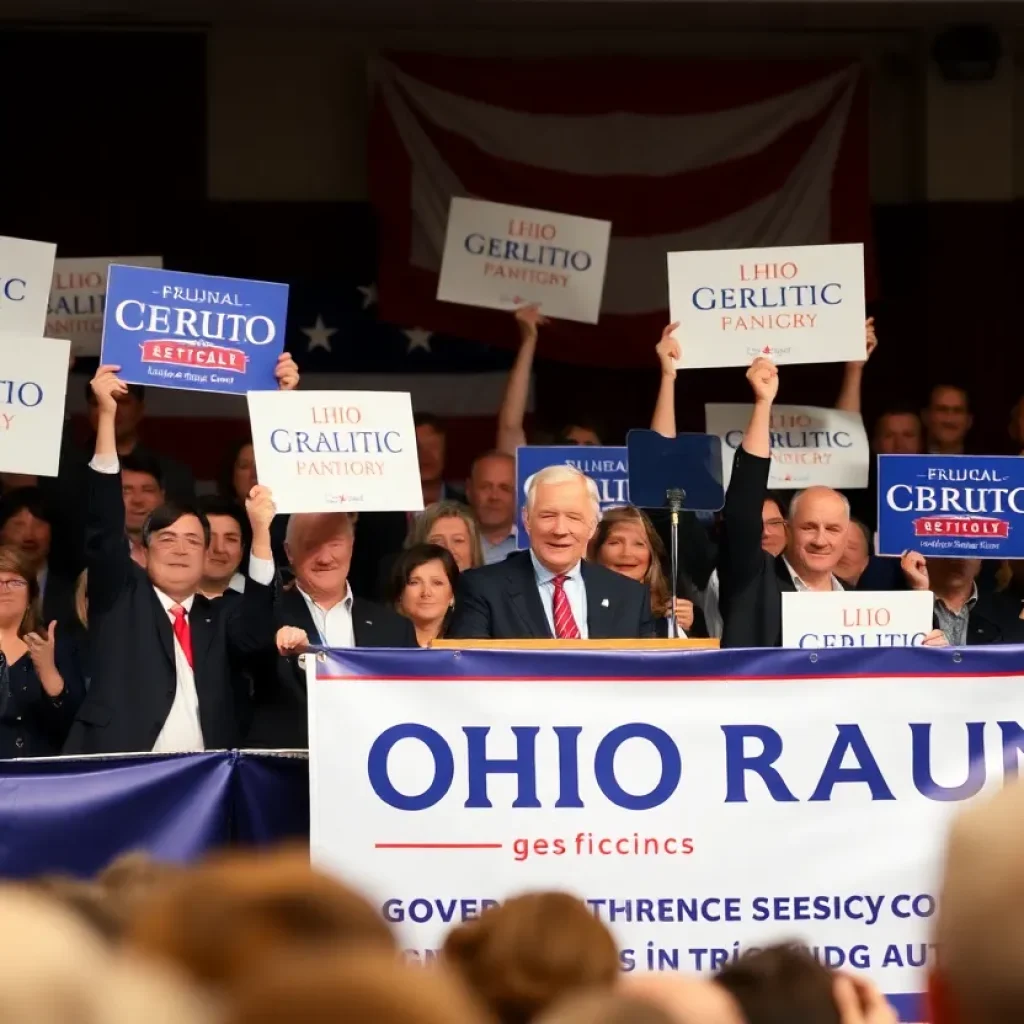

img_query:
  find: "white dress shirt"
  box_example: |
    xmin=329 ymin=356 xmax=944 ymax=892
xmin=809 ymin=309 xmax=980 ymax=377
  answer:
xmin=90 ymin=453 xmax=275 ymax=753
xmin=531 ymin=552 xmax=588 ymax=639
xmin=783 ymin=557 xmax=843 ymax=592
xmin=701 ymin=570 xmax=724 ymax=640
xmin=298 ymin=584 xmax=355 ymax=647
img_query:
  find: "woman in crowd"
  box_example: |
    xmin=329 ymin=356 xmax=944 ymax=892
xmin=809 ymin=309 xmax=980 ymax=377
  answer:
xmin=0 ymin=547 xmax=85 ymax=757
xmin=387 ymin=544 xmax=459 ymax=648
xmin=219 ymin=437 xmax=258 ymax=506
xmin=589 ymin=506 xmax=705 ymax=638
xmin=407 ymin=501 xmax=484 ymax=572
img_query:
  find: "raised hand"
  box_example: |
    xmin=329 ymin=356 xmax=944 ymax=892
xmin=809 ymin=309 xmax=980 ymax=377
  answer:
xmin=25 ymin=621 xmax=64 ymax=697
xmin=276 ymin=626 xmax=310 ymax=655
xmin=90 ymin=365 xmax=128 ymax=415
xmin=274 ymin=352 xmax=300 ymax=391
xmin=514 ymin=304 xmax=548 ymax=343
xmin=746 ymin=356 xmax=779 ymax=404
xmin=656 ymin=323 xmax=681 ymax=379
xmin=900 ymin=550 xmax=929 ymax=591
xmin=245 ymin=485 xmax=277 ymax=534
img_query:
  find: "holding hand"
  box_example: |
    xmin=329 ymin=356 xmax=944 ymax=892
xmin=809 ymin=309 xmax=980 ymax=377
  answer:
xmin=656 ymin=323 xmax=681 ymax=379
xmin=245 ymin=485 xmax=277 ymax=534
xmin=274 ymin=352 xmax=300 ymax=391
xmin=514 ymin=304 xmax=548 ymax=344
xmin=90 ymin=365 xmax=128 ymax=415
xmin=25 ymin=621 xmax=64 ymax=697
xmin=921 ymin=628 xmax=949 ymax=647
xmin=746 ymin=356 xmax=779 ymax=404
xmin=672 ymin=597 xmax=694 ymax=633
xmin=276 ymin=626 xmax=310 ymax=655
xmin=900 ymin=550 xmax=929 ymax=591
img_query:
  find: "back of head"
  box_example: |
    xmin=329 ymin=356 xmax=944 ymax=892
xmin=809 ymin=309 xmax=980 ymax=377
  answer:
xmin=933 ymin=781 xmax=1024 ymax=1024
xmin=443 ymin=892 xmax=619 ymax=1024
xmin=98 ymin=850 xmax=187 ymax=923
xmin=626 ymin=974 xmax=745 ymax=1024
xmin=715 ymin=944 xmax=839 ymax=1024
xmin=538 ymin=991 xmax=676 ymax=1024
xmin=128 ymin=846 xmax=395 ymax=992
xmin=224 ymin=950 xmax=487 ymax=1024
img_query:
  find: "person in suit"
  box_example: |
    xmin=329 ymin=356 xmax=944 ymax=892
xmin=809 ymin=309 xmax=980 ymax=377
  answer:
xmin=717 ymin=356 xmax=944 ymax=650
xmin=63 ymin=363 xmax=290 ymax=756
xmin=448 ymin=464 xmax=656 ymax=641
xmin=249 ymin=510 xmax=417 ymax=748
xmin=196 ymin=496 xmax=251 ymax=600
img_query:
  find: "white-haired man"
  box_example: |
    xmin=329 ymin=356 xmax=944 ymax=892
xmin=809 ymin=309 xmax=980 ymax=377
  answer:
xmin=719 ymin=357 xmax=946 ymax=648
xmin=448 ymin=464 xmax=656 ymax=640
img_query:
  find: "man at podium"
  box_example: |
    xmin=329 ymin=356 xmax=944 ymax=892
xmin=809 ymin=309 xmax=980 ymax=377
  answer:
xmin=448 ymin=465 xmax=656 ymax=641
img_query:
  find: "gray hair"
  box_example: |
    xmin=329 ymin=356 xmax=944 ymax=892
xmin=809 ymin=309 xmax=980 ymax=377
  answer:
xmin=284 ymin=512 xmax=357 ymax=552
xmin=787 ymin=487 xmax=851 ymax=523
xmin=524 ymin=464 xmax=601 ymax=522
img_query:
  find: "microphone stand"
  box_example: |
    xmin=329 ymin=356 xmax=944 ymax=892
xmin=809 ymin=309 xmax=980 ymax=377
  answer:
xmin=665 ymin=487 xmax=686 ymax=638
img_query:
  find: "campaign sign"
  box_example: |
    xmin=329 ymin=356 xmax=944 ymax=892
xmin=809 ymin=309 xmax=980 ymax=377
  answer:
xmin=101 ymin=265 xmax=289 ymax=395
xmin=248 ymin=390 xmax=423 ymax=514
xmin=310 ymin=645 xmax=1024 ymax=1018
xmin=48 ymin=256 xmax=163 ymax=357
xmin=437 ymin=198 xmax=611 ymax=324
xmin=0 ymin=335 xmax=71 ymax=477
xmin=706 ymin=403 xmax=869 ymax=490
xmin=515 ymin=446 xmax=628 ymax=550
xmin=878 ymin=455 xmax=1024 ymax=559
xmin=667 ymin=244 xmax=865 ymax=369
xmin=782 ymin=591 xmax=933 ymax=649
xmin=0 ymin=236 xmax=57 ymax=337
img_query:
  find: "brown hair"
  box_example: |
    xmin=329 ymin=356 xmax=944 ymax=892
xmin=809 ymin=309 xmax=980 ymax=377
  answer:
xmin=715 ymin=944 xmax=840 ymax=1024
xmin=98 ymin=851 xmax=186 ymax=924
xmin=588 ymin=506 xmax=670 ymax=617
xmin=407 ymin=501 xmax=485 ymax=569
xmin=538 ymin=992 xmax=675 ymax=1024
xmin=128 ymin=846 xmax=395 ymax=992
xmin=225 ymin=950 xmax=488 ymax=1024
xmin=0 ymin=545 xmax=40 ymax=637
xmin=443 ymin=892 xmax=619 ymax=1024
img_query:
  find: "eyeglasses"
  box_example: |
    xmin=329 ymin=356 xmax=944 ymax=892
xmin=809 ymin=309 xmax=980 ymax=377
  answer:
xmin=0 ymin=579 xmax=28 ymax=592
xmin=763 ymin=519 xmax=786 ymax=530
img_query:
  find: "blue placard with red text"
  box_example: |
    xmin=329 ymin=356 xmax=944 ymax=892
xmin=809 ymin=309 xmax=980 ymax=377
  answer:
xmin=878 ymin=454 xmax=1024 ymax=559
xmin=100 ymin=265 xmax=289 ymax=395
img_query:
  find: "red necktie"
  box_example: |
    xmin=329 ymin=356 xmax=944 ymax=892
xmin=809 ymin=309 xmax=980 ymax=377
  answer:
xmin=170 ymin=604 xmax=193 ymax=669
xmin=552 ymin=575 xmax=581 ymax=640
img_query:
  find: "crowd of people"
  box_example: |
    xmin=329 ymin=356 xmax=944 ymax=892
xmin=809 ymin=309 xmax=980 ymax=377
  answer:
xmin=0 ymin=309 xmax=1020 ymax=757
xmin=0 ymin=772 xmax=1016 ymax=1024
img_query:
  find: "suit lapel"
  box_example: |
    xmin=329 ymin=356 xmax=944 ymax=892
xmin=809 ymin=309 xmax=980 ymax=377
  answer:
xmin=189 ymin=596 xmax=215 ymax=686
xmin=148 ymin=586 xmax=177 ymax=669
xmin=352 ymin=598 xmax=379 ymax=645
xmin=581 ymin=561 xmax=612 ymax=639
xmin=507 ymin=554 xmax=553 ymax=639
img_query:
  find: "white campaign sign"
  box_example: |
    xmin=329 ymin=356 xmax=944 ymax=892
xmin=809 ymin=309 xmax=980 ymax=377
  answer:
xmin=782 ymin=591 xmax=934 ymax=649
xmin=668 ymin=244 xmax=866 ymax=368
xmin=0 ymin=236 xmax=58 ymax=336
xmin=706 ymin=403 xmax=869 ymax=489
xmin=310 ymin=648 xmax=1020 ymax=1014
xmin=0 ymin=335 xmax=71 ymax=477
xmin=47 ymin=255 xmax=163 ymax=356
xmin=437 ymin=197 xmax=611 ymax=324
xmin=247 ymin=390 xmax=423 ymax=514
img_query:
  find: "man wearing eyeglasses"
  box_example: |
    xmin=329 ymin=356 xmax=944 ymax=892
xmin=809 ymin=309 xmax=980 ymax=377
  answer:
xmin=64 ymin=358 xmax=298 ymax=755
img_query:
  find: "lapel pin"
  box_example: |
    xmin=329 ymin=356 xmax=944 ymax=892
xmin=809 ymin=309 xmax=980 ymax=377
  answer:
xmin=365 ymin=620 xmax=373 ymax=626
xmin=601 ymin=598 xmax=610 ymax=608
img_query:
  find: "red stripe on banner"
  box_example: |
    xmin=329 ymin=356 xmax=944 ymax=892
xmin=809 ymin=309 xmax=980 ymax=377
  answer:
xmin=399 ymin=80 xmax=842 ymax=236
xmin=387 ymin=52 xmax=854 ymax=116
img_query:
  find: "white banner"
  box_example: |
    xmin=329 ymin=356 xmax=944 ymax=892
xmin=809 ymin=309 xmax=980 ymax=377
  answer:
xmin=0 ymin=236 xmax=57 ymax=337
xmin=47 ymin=256 xmax=163 ymax=356
xmin=247 ymin=390 xmax=423 ymax=514
xmin=437 ymin=198 xmax=611 ymax=324
xmin=669 ymin=244 xmax=865 ymax=368
xmin=0 ymin=335 xmax=71 ymax=477
xmin=310 ymin=647 xmax=1019 ymax=1016
xmin=782 ymin=591 xmax=933 ymax=648
xmin=706 ymin=403 xmax=869 ymax=489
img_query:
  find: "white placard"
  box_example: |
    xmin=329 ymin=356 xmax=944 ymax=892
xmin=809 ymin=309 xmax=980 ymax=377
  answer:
xmin=247 ymin=390 xmax=424 ymax=514
xmin=0 ymin=335 xmax=71 ymax=477
xmin=668 ymin=244 xmax=866 ymax=368
xmin=437 ymin=198 xmax=611 ymax=324
xmin=782 ymin=590 xmax=933 ymax=648
xmin=706 ymin=403 xmax=869 ymax=490
xmin=0 ymin=236 xmax=58 ymax=337
xmin=47 ymin=255 xmax=163 ymax=356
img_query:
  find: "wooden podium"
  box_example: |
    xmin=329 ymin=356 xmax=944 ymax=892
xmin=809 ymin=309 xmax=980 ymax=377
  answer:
xmin=431 ymin=638 xmax=719 ymax=650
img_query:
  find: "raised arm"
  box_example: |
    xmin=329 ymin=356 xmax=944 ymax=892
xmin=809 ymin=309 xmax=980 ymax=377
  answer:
xmin=226 ymin=485 xmax=278 ymax=657
xmin=835 ymin=317 xmax=877 ymax=413
xmin=651 ymin=322 xmax=680 ymax=438
xmin=496 ymin=306 xmax=547 ymax=454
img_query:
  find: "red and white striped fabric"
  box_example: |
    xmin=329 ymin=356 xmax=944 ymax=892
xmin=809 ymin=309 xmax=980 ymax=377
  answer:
xmin=370 ymin=53 xmax=870 ymax=368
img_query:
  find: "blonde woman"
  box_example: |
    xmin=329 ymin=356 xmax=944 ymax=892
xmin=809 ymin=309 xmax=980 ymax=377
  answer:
xmin=406 ymin=501 xmax=484 ymax=572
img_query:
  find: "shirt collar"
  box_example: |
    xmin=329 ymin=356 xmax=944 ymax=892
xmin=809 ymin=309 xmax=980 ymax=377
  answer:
xmin=783 ymin=557 xmax=842 ymax=593
xmin=530 ymin=550 xmax=582 ymax=586
xmin=936 ymin=583 xmax=979 ymax=615
xmin=298 ymin=582 xmax=354 ymax=612
xmin=153 ymin=587 xmax=195 ymax=614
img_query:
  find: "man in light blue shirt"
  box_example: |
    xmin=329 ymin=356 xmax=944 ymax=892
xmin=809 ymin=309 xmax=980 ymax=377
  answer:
xmin=466 ymin=451 xmax=518 ymax=565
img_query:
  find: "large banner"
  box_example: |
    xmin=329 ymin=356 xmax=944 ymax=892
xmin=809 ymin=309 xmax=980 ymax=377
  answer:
xmin=878 ymin=454 xmax=1024 ymax=559
xmin=309 ymin=646 xmax=1024 ymax=1022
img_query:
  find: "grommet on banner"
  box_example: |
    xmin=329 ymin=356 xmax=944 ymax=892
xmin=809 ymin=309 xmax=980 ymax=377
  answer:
xmin=453 ymin=650 xmax=462 ymax=660
xmin=809 ymin=653 xmax=819 ymax=664
xmin=953 ymin=651 xmax=962 ymax=664
xmin=317 ymin=651 xmax=327 ymax=663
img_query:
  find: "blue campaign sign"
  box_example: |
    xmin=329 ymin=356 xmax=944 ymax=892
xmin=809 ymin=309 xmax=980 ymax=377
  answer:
xmin=515 ymin=446 xmax=628 ymax=550
xmin=878 ymin=454 xmax=1024 ymax=559
xmin=100 ymin=265 xmax=289 ymax=395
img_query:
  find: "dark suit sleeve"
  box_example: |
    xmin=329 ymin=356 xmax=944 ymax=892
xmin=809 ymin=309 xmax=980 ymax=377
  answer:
xmin=447 ymin=573 xmax=493 ymax=639
xmin=399 ymin=616 xmax=418 ymax=647
xmin=638 ymin=586 xmax=657 ymax=639
xmin=85 ymin=465 xmax=133 ymax=616
xmin=855 ymin=556 xmax=906 ymax=592
xmin=225 ymin=576 xmax=276 ymax=657
xmin=719 ymin=447 xmax=772 ymax=598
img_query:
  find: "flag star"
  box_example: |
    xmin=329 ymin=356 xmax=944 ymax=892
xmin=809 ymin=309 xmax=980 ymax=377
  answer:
xmin=357 ymin=282 xmax=378 ymax=310
xmin=403 ymin=327 xmax=433 ymax=354
xmin=302 ymin=315 xmax=338 ymax=353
